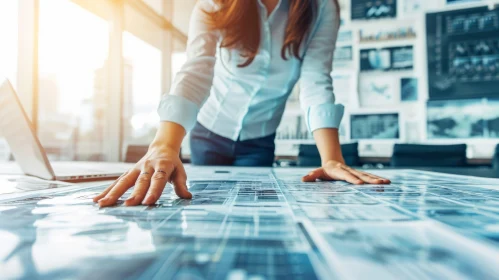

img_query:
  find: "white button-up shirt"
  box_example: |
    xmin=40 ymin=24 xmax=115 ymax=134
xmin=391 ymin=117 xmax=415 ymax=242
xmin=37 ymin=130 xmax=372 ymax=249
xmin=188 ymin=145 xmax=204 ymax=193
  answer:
xmin=158 ymin=0 xmax=344 ymax=141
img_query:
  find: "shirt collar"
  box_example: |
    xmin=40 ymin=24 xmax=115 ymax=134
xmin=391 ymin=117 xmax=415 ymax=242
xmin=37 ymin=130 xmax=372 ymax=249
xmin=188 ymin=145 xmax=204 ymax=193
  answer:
xmin=256 ymin=0 xmax=284 ymax=22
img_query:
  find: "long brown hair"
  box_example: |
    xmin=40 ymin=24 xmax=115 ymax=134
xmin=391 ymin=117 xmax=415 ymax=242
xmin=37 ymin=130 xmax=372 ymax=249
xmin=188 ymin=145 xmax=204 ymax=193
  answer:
xmin=205 ymin=0 xmax=340 ymax=67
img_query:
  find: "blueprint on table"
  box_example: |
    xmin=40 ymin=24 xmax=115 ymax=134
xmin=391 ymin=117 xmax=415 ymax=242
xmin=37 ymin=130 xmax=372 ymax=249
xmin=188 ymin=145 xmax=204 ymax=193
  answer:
xmin=0 ymin=167 xmax=499 ymax=280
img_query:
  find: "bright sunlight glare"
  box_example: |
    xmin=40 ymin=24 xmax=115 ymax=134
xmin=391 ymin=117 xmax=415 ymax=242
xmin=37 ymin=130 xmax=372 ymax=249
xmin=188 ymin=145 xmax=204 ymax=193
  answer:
xmin=0 ymin=1 xmax=19 ymax=88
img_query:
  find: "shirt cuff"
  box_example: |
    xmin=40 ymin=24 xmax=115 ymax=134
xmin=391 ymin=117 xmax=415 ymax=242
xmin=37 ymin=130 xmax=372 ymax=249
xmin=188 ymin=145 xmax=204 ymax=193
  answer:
xmin=157 ymin=95 xmax=200 ymax=132
xmin=306 ymin=103 xmax=344 ymax=132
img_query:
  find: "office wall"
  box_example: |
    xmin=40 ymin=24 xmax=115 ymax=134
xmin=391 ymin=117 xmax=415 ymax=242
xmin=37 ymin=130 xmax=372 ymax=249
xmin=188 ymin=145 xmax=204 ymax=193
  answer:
xmin=275 ymin=0 xmax=499 ymax=158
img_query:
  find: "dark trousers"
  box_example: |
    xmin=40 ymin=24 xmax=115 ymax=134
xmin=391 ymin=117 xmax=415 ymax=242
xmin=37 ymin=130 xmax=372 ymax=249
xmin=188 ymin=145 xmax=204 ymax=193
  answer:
xmin=190 ymin=122 xmax=276 ymax=167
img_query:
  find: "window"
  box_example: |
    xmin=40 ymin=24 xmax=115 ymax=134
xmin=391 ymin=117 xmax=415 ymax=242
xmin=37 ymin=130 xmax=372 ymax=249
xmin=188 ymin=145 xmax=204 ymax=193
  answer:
xmin=0 ymin=1 xmax=19 ymax=161
xmin=2 ymin=0 xmax=187 ymax=163
xmin=122 ymin=32 xmax=162 ymax=145
xmin=0 ymin=1 xmax=18 ymax=88
xmin=142 ymin=0 xmax=163 ymax=15
xmin=38 ymin=0 xmax=110 ymax=161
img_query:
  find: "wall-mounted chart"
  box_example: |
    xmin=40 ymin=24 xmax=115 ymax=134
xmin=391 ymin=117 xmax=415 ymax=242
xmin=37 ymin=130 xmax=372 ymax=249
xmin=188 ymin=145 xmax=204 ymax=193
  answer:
xmin=350 ymin=113 xmax=400 ymax=140
xmin=359 ymin=76 xmax=398 ymax=107
xmin=427 ymin=98 xmax=499 ymax=139
xmin=426 ymin=6 xmax=499 ymax=100
xmin=351 ymin=0 xmax=397 ymax=20
xmin=360 ymin=46 xmax=414 ymax=72
xmin=401 ymin=78 xmax=418 ymax=102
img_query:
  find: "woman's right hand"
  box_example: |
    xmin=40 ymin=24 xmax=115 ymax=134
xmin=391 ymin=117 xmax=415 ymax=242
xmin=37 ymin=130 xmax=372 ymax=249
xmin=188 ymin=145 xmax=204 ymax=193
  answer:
xmin=93 ymin=144 xmax=192 ymax=207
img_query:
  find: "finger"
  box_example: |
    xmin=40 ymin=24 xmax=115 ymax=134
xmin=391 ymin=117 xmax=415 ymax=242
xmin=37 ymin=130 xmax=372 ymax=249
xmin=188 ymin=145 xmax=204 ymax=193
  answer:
xmin=341 ymin=166 xmax=383 ymax=184
xmin=343 ymin=167 xmax=384 ymax=184
xmin=170 ymin=164 xmax=193 ymax=199
xmin=93 ymin=184 xmax=114 ymax=203
xmin=142 ymin=161 xmax=175 ymax=205
xmin=335 ymin=169 xmax=363 ymax=185
xmin=93 ymin=171 xmax=129 ymax=202
xmin=98 ymin=169 xmax=140 ymax=207
xmin=368 ymin=174 xmax=391 ymax=184
xmin=125 ymin=164 xmax=156 ymax=206
xmin=302 ymin=168 xmax=331 ymax=182
xmin=358 ymin=170 xmax=391 ymax=184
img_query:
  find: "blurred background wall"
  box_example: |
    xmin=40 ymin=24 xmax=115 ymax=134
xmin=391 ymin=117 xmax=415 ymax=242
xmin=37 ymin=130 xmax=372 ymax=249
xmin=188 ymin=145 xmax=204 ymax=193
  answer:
xmin=272 ymin=0 xmax=499 ymax=159
xmin=0 ymin=0 xmax=497 ymax=163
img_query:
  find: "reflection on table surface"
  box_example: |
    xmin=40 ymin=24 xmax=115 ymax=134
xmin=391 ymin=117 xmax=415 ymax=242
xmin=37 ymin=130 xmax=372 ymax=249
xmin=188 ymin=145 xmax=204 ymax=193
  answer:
xmin=1 ymin=167 xmax=499 ymax=279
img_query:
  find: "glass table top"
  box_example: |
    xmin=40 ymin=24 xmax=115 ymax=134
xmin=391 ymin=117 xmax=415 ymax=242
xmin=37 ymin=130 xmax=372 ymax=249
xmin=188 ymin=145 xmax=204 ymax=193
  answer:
xmin=0 ymin=167 xmax=498 ymax=279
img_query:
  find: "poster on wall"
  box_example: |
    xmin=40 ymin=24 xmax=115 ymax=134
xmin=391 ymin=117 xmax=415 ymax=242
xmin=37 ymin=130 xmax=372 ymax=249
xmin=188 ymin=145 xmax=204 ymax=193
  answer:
xmin=350 ymin=113 xmax=400 ymax=140
xmin=360 ymin=48 xmax=391 ymax=71
xmin=332 ymin=70 xmax=358 ymax=107
xmin=359 ymin=26 xmax=417 ymax=43
xmin=426 ymin=6 xmax=499 ymax=100
xmin=360 ymin=46 xmax=414 ymax=72
xmin=351 ymin=0 xmax=397 ymax=20
xmin=359 ymin=76 xmax=398 ymax=107
xmin=427 ymin=99 xmax=499 ymax=139
xmin=337 ymin=30 xmax=353 ymax=44
xmin=334 ymin=46 xmax=354 ymax=68
xmin=401 ymin=78 xmax=418 ymax=102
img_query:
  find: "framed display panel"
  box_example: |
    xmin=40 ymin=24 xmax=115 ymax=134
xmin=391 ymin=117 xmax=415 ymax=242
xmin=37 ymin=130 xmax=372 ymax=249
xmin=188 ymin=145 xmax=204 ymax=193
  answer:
xmin=349 ymin=109 xmax=404 ymax=142
xmin=426 ymin=5 xmax=499 ymax=100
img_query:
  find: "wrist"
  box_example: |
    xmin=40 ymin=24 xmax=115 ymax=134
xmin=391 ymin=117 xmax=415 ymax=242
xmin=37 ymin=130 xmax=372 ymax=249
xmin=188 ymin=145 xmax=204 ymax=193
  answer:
xmin=322 ymin=158 xmax=345 ymax=167
xmin=150 ymin=121 xmax=186 ymax=153
xmin=149 ymin=140 xmax=180 ymax=154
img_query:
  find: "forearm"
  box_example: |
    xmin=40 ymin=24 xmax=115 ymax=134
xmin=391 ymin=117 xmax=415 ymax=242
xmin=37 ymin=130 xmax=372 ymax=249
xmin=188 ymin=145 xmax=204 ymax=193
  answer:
xmin=312 ymin=128 xmax=345 ymax=166
xmin=150 ymin=121 xmax=186 ymax=153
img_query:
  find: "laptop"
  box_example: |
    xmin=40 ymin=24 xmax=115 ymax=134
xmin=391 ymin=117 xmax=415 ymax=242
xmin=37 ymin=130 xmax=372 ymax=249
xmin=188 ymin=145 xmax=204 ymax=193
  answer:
xmin=0 ymin=78 xmax=128 ymax=182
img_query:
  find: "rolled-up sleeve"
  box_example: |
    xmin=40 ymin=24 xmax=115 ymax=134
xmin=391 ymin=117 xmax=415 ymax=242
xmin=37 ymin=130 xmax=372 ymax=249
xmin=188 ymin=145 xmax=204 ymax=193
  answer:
xmin=157 ymin=0 xmax=219 ymax=132
xmin=299 ymin=0 xmax=343 ymax=132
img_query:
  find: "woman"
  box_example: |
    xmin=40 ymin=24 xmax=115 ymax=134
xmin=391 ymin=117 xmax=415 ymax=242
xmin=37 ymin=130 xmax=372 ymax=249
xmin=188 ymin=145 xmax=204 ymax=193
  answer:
xmin=94 ymin=0 xmax=390 ymax=207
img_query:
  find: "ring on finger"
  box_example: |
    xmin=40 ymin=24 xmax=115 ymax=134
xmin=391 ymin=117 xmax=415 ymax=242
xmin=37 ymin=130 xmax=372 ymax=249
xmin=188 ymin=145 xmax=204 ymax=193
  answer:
xmin=141 ymin=171 xmax=151 ymax=175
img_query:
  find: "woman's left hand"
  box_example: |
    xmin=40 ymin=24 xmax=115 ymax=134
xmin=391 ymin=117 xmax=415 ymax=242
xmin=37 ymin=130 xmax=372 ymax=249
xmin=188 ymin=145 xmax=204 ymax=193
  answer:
xmin=301 ymin=160 xmax=391 ymax=185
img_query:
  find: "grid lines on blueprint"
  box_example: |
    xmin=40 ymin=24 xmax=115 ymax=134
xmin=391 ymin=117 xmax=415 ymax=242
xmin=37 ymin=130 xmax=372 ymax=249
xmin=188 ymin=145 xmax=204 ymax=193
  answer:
xmin=0 ymin=167 xmax=499 ymax=280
